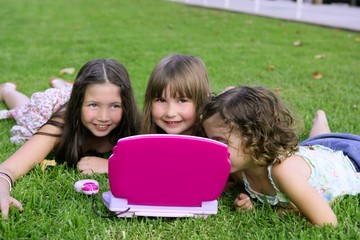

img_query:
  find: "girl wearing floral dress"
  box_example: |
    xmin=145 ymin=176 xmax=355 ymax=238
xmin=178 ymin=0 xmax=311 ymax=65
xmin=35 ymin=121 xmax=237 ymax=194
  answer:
xmin=0 ymin=79 xmax=72 ymax=144
xmin=0 ymin=59 xmax=141 ymax=219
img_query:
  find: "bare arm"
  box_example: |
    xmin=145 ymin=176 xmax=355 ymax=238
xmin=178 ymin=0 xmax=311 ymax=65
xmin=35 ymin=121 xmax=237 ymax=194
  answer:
xmin=271 ymin=155 xmax=337 ymax=227
xmin=0 ymin=122 xmax=60 ymax=219
xmin=0 ymin=123 xmax=60 ymax=180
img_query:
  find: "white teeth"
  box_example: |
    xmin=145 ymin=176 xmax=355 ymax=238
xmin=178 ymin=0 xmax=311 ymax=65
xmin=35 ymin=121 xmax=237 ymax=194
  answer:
xmin=98 ymin=125 xmax=107 ymax=129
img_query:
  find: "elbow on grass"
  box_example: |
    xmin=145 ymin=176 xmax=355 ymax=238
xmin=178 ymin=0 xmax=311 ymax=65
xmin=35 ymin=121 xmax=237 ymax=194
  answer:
xmin=313 ymin=216 xmax=338 ymax=228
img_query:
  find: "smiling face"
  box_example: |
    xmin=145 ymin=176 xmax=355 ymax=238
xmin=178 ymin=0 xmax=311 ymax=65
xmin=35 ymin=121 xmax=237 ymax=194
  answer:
xmin=81 ymin=83 xmax=123 ymax=137
xmin=203 ymin=113 xmax=252 ymax=173
xmin=151 ymin=86 xmax=196 ymax=135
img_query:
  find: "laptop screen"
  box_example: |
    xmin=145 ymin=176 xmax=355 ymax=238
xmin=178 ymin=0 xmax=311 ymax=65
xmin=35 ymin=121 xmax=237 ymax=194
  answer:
xmin=108 ymin=134 xmax=230 ymax=207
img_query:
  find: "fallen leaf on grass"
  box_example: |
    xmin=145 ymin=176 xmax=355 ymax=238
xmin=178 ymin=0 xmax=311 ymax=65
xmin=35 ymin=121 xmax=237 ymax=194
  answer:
xmin=312 ymin=72 xmax=323 ymax=79
xmin=293 ymin=40 xmax=302 ymax=46
xmin=213 ymin=30 xmax=220 ymax=35
xmin=314 ymin=54 xmax=326 ymax=60
xmin=265 ymin=65 xmax=275 ymax=71
xmin=40 ymin=159 xmax=57 ymax=171
xmin=59 ymin=67 xmax=75 ymax=75
xmin=275 ymin=87 xmax=282 ymax=94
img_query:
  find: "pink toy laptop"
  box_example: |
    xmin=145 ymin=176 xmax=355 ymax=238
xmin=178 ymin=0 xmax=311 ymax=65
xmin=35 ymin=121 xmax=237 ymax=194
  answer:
xmin=102 ymin=134 xmax=230 ymax=218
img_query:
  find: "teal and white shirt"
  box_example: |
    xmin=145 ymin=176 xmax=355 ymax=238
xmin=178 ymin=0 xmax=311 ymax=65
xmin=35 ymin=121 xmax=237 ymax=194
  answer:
xmin=242 ymin=145 xmax=360 ymax=207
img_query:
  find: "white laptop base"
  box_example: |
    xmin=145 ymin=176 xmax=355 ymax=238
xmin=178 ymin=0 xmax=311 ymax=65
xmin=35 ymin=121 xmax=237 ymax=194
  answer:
xmin=102 ymin=191 xmax=218 ymax=218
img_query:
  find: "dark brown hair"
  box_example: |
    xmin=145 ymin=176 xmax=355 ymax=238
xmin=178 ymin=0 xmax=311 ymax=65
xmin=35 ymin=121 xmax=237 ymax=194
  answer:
xmin=38 ymin=59 xmax=140 ymax=166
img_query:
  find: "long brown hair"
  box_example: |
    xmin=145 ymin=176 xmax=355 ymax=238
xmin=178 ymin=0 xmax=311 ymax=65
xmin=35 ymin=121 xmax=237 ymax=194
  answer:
xmin=38 ymin=59 xmax=141 ymax=166
xmin=141 ymin=54 xmax=210 ymax=135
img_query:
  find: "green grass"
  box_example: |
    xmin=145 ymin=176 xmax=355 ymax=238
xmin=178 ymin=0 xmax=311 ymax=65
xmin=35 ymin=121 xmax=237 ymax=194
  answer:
xmin=0 ymin=0 xmax=359 ymax=239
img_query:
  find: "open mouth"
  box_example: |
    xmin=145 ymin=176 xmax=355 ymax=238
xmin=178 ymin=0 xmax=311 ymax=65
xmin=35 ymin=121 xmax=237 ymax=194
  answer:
xmin=165 ymin=121 xmax=181 ymax=125
xmin=95 ymin=124 xmax=110 ymax=130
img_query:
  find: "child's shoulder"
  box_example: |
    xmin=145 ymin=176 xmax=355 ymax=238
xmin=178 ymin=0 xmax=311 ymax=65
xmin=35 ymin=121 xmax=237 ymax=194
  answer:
xmin=271 ymin=155 xmax=310 ymax=182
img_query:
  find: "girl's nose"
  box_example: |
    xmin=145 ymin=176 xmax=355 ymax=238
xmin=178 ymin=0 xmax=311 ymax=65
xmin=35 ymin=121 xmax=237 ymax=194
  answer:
xmin=97 ymin=109 xmax=110 ymax=121
xmin=165 ymin=103 xmax=177 ymax=117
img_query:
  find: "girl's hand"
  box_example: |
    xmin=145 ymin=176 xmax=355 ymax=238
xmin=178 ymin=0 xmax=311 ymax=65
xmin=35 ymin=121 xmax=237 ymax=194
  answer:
xmin=233 ymin=192 xmax=253 ymax=211
xmin=0 ymin=190 xmax=23 ymax=220
xmin=0 ymin=123 xmax=60 ymax=220
xmin=77 ymin=157 xmax=108 ymax=175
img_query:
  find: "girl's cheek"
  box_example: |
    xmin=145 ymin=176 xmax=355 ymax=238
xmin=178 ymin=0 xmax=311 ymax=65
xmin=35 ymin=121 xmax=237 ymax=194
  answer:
xmin=228 ymin=147 xmax=237 ymax=158
xmin=227 ymin=153 xmax=236 ymax=165
xmin=114 ymin=111 xmax=123 ymax=123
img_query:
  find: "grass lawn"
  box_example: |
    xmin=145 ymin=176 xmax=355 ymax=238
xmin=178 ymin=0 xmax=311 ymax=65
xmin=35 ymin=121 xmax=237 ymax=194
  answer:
xmin=0 ymin=0 xmax=359 ymax=239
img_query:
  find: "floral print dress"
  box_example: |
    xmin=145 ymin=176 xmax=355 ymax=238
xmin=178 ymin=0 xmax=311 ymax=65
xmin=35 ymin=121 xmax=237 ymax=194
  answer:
xmin=0 ymin=86 xmax=72 ymax=144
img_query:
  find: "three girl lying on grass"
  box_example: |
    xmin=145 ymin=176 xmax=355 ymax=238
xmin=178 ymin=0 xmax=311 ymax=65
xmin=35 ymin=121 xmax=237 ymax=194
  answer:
xmin=1 ymin=56 xmax=359 ymax=227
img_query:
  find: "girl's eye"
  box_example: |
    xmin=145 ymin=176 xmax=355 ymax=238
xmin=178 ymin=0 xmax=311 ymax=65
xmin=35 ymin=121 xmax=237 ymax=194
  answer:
xmin=179 ymin=98 xmax=191 ymax=103
xmin=111 ymin=104 xmax=122 ymax=109
xmin=218 ymin=139 xmax=229 ymax=145
xmin=209 ymin=136 xmax=228 ymax=145
xmin=155 ymin=98 xmax=165 ymax=103
xmin=89 ymin=103 xmax=97 ymax=108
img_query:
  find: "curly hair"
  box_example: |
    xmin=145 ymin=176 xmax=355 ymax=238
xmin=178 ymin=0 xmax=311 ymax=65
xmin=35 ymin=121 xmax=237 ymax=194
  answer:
xmin=201 ymin=86 xmax=299 ymax=166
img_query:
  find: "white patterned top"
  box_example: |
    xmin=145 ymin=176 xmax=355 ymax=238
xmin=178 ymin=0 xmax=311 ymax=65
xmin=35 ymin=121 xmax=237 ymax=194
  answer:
xmin=242 ymin=145 xmax=360 ymax=207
